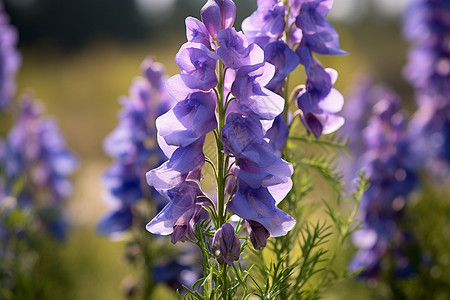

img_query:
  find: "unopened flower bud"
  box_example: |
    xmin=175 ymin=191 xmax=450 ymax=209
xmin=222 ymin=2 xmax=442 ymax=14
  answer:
xmin=246 ymin=220 xmax=270 ymax=250
xmin=212 ymin=223 xmax=240 ymax=265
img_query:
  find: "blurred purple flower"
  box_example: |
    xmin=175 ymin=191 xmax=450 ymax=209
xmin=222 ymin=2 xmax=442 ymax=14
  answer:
xmin=404 ymin=0 xmax=450 ymax=177
xmin=3 ymin=96 xmax=77 ymax=239
xmin=0 ymin=3 xmax=20 ymax=111
xmin=98 ymin=59 xmax=174 ymax=237
xmin=152 ymin=258 xmax=201 ymax=290
xmin=348 ymin=91 xmax=421 ymax=280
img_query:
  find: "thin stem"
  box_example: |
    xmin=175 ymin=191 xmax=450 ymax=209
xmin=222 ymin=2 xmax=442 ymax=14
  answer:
xmin=221 ymin=263 xmax=229 ymax=299
xmin=216 ymin=60 xmax=227 ymax=228
xmin=205 ymin=156 xmax=219 ymax=181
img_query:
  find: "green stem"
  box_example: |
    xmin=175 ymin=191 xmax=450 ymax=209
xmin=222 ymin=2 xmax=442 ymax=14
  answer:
xmin=221 ymin=264 xmax=229 ymax=299
xmin=216 ymin=61 xmax=227 ymax=228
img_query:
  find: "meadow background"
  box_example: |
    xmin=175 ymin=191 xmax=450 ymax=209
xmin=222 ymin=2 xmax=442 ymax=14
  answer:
xmin=3 ymin=0 xmax=449 ymax=298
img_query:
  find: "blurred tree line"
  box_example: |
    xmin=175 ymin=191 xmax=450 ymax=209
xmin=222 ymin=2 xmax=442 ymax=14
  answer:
xmin=3 ymin=0 xmax=256 ymax=50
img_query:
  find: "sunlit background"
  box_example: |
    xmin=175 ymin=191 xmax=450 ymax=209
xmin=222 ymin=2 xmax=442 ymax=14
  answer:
xmin=2 ymin=0 xmax=448 ymax=299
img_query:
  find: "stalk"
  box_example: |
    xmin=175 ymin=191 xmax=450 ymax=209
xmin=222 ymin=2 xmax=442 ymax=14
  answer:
xmin=215 ymin=60 xmax=227 ymax=227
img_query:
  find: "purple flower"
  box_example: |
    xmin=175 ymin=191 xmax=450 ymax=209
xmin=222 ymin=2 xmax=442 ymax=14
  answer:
xmin=97 ymin=206 xmax=133 ymax=237
xmin=296 ymin=65 xmax=344 ymax=138
xmin=185 ymin=17 xmax=213 ymax=49
xmin=222 ymin=113 xmax=295 ymax=239
xmin=217 ymin=28 xmax=264 ymax=69
xmin=212 ymin=223 xmax=240 ymax=265
xmin=264 ymin=41 xmax=300 ymax=93
xmin=146 ymin=180 xmax=208 ymax=243
xmin=241 ymin=0 xmax=286 ymax=49
xmin=200 ymin=0 xmax=236 ymax=38
xmin=0 ymin=4 xmax=21 ymax=111
xmin=157 ymin=91 xmax=217 ymax=147
xmin=295 ymin=0 xmax=346 ymax=56
xmin=146 ymin=137 xmax=206 ymax=194
xmin=264 ymin=114 xmax=289 ymax=156
xmin=167 ymin=44 xmax=219 ymax=101
xmin=230 ymin=180 xmax=295 ymax=237
xmin=231 ymin=62 xmax=285 ymax=120
xmin=176 ymin=43 xmax=218 ymax=89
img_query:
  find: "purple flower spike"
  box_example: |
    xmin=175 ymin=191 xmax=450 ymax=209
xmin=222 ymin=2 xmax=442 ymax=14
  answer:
xmin=212 ymin=223 xmax=240 ymax=265
xmin=241 ymin=0 xmax=286 ymax=48
xmin=264 ymin=41 xmax=300 ymax=93
xmin=0 ymin=4 xmax=21 ymax=110
xmin=217 ymin=28 xmax=264 ymax=69
xmin=157 ymin=91 xmax=218 ymax=147
xmin=201 ymin=0 xmax=236 ymax=38
xmin=245 ymin=220 xmax=270 ymax=250
xmin=3 ymin=97 xmax=77 ymax=239
xmin=231 ymin=62 xmax=285 ymax=120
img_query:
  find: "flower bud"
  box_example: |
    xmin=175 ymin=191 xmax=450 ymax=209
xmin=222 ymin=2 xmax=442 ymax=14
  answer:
xmin=246 ymin=220 xmax=270 ymax=250
xmin=201 ymin=0 xmax=236 ymax=38
xmin=212 ymin=223 xmax=240 ymax=265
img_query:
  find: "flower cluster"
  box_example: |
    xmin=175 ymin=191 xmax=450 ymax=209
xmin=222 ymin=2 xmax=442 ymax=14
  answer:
xmin=146 ymin=0 xmax=295 ymax=257
xmin=242 ymin=0 xmax=346 ymax=139
xmin=98 ymin=59 xmax=206 ymax=295
xmin=98 ymin=58 xmax=175 ymax=237
xmin=348 ymin=90 xmax=420 ymax=279
xmin=0 ymin=3 xmax=20 ymax=111
xmin=404 ymin=0 xmax=450 ymax=177
xmin=1 ymin=97 xmax=77 ymax=239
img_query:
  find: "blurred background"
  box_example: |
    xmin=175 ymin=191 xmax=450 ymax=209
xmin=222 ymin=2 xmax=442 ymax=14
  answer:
xmin=3 ymin=0 xmax=447 ymax=299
